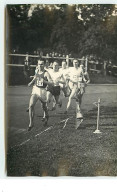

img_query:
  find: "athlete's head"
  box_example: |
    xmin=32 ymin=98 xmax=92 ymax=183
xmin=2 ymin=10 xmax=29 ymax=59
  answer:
xmin=53 ymin=61 xmax=59 ymax=72
xmin=73 ymin=59 xmax=78 ymax=68
xmin=45 ymin=59 xmax=49 ymax=68
xmin=62 ymin=60 xmax=67 ymax=69
xmin=80 ymin=64 xmax=85 ymax=72
xmin=37 ymin=59 xmax=45 ymax=71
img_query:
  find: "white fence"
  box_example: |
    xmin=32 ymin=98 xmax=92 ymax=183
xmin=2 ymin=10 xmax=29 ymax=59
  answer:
xmin=8 ymin=53 xmax=88 ymax=71
xmin=7 ymin=53 xmax=108 ymax=74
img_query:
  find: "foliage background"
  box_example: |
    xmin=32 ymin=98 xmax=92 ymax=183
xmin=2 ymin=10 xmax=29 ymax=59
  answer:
xmin=6 ymin=4 xmax=117 ymax=63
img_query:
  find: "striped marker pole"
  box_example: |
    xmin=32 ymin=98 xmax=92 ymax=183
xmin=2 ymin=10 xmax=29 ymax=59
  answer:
xmin=93 ymin=98 xmax=102 ymax=134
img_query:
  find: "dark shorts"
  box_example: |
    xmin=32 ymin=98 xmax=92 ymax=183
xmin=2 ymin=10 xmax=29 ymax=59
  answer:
xmin=47 ymin=85 xmax=60 ymax=96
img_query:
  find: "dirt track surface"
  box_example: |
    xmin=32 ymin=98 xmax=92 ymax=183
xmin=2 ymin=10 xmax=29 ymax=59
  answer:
xmin=6 ymin=85 xmax=117 ymax=176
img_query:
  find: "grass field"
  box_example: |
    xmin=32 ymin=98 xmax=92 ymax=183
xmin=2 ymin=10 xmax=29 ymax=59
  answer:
xmin=6 ymin=85 xmax=117 ymax=176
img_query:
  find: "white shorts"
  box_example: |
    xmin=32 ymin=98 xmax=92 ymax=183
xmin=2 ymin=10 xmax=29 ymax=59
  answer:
xmin=31 ymin=85 xmax=47 ymax=102
xmin=69 ymin=81 xmax=85 ymax=98
xmin=69 ymin=81 xmax=79 ymax=90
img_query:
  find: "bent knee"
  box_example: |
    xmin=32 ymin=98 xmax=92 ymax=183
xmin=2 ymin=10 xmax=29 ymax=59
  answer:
xmin=41 ymin=102 xmax=47 ymax=109
xmin=29 ymin=103 xmax=35 ymax=109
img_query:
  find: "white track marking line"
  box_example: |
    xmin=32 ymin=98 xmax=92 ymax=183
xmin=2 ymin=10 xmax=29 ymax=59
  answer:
xmin=10 ymin=117 xmax=74 ymax=149
xmin=63 ymin=118 xmax=71 ymax=129
xmin=17 ymin=129 xmax=27 ymax=133
xmin=9 ymin=127 xmax=27 ymax=133
xmin=35 ymin=126 xmax=53 ymax=137
xmin=34 ymin=117 xmax=73 ymax=137
xmin=10 ymin=139 xmax=31 ymax=149
xmin=19 ymin=139 xmax=30 ymax=146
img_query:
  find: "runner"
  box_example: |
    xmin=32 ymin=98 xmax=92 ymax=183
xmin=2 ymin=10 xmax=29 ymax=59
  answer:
xmin=47 ymin=60 xmax=66 ymax=110
xmin=65 ymin=59 xmax=88 ymax=118
xmin=79 ymin=64 xmax=90 ymax=98
xmin=27 ymin=59 xmax=53 ymax=131
xmin=59 ymin=60 xmax=70 ymax=97
xmin=44 ymin=60 xmax=56 ymax=110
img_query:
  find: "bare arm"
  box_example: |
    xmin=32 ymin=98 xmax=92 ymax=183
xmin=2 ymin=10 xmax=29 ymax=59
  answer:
xmin=44 ymin=72 xmax=54 ymax=85
xmin=84 ymin=72 xmax=90 ymax=84
xmin=28 ymin=76 xmax=36 ymax=86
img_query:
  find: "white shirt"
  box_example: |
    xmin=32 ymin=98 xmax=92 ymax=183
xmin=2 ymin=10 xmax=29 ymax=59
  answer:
xmin=44 ymin=67 xmax=53 ymax=75
xmin=59 ymin=68 xmax=70 ymax=80
xmin=49 ymin=70 xmax=63 ymax=86
xmin=68 ymin=67 xmax=83 ymax=83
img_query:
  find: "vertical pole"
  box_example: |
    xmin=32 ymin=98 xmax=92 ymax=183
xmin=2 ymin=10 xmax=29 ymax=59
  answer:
xmin=97 ymin=98 xmax=100 ymax=130
xmin=103 ymin=61 xmax=107 ymax=76
xmin=66 ymin=55 xmax=69 ymax=68
xmin=85 ymin=57 xmax=88 ymax=72
xmin=93 ymin=98 xmax=101 ymax=134
xmin=25 ymin=53 xmax=29 ymax=66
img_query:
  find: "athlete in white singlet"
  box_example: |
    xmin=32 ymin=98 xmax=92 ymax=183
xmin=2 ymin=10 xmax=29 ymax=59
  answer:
xmin=65 ymin=59 xmax=85 ymax=118
xmin=59 ymin=60 xmax=70 ymax=97
xmin=47 ymin=61 xmax=65 ymax=110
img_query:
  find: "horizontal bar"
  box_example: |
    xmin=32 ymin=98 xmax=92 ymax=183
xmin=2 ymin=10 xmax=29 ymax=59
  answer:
xmin=8 ymin=53 xmax=85 ymax=60
xmin=6 ymin=64 xmax=36 ymax=67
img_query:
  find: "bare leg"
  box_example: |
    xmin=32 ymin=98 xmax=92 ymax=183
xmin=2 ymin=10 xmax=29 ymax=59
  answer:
xmin=54 ymin=95 xmax=62 ymax=108
xmin=28 ymin=94 xmax=38 ymax=130
xmin=62 ymin=85 xmax=70 ymax=97
xmin=51 ymin=96 xmax=56 ymax=110
xmin=46 ymin=91 xmax=55 ymax=110
xmin=76 ymin=94 xmax=83 ymax=119
xmin=41 ymin=102 xmax=49 ymax=126
xmin=46 ymin=91 xmax=52 ymax=104
xmin=41 ymin=102 xmax=48 ymax=118
xmin=66 ymin=85 xmax=77 ymax=112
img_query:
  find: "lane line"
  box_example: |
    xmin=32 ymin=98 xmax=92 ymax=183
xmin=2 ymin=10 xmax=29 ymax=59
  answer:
xmin=35 ymin=126 xmax=53 ymax=137
xmin=19 ymin=139 xmax=30 ymax=146
xmin=63 ymin=118 xmax=71 ymax=129
xmin=9 ymin=117 xmax=74 ymax=150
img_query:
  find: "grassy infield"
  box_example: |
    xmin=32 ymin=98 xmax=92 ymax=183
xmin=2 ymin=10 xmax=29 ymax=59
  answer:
xmin=90 ymin=74 xmax=117 ymax=84
xmin=6 ymin=82 xmax=117 ymax=176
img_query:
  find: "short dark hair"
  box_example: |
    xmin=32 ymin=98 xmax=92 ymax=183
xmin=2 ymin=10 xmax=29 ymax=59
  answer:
xmin=62 ymin=60 xmax=66 ymax=63
xmin=73 ymin=58 xmax=78 ymax=61
xmin=46 ymin=59 xmax=49 ymax=63
xmin=37 ymin=57 xmax=45 ymax=63
xmin=37 ymin=59 xmax=45 ymax=66
xmin=53 ymin=60 xmax=59 ymax=64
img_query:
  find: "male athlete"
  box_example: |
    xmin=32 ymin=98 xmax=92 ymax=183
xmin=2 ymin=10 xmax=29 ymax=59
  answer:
xmin=59 ymin=60 xmax=70 ymax=97
xmin=27 ymin=59 xmax=53 ymax=131
xmin=47 ymin=60 xmax=65 ymax=110
xmin=65 ymin=59 xmax=89 ymax=118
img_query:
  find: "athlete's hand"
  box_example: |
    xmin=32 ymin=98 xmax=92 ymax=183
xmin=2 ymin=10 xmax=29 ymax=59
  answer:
xmin=28 ymin=82 xmax=32 ymax=86
xmin=30 ymin=76 xmax=34 ymax=79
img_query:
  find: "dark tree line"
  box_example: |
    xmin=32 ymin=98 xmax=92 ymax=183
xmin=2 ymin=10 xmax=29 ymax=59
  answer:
xmin=6 ymin=4 xmax=117 ymax=63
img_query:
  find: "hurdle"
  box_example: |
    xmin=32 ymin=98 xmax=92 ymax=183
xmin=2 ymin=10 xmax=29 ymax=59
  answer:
xmin=93 ymin=98 xmax=102 ymax=134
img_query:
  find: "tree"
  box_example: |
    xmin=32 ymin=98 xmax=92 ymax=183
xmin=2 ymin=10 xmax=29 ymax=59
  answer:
xmin=7 ymin=3 xmax=117 ymax=64
xmin=76 ymin=4 xmax=116 ymax=60
xmin=7 ymin=4 xmax=31 ymax=53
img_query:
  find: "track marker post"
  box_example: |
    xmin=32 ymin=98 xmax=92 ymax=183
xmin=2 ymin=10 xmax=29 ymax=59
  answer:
xmin=93 ymin=98 xmax=102 ymax=134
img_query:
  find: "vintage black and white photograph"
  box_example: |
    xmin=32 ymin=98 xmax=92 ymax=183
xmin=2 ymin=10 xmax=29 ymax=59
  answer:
xmin=5 ymin=3 xmax=117 ymax=177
